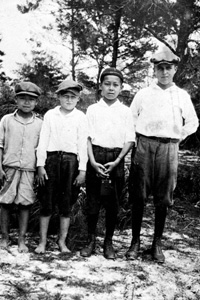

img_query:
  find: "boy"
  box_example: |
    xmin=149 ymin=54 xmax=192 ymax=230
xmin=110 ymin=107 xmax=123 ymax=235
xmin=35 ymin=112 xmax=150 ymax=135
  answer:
xmin=35 ymin=79 xmax=88 ymax=254
xmin=80 ymin=67 xmax=135 ymax=259
xmin=127 ymin=47 xmax=199 ymax=263
xmin=0 ymin=81 xmax=42 ymax=252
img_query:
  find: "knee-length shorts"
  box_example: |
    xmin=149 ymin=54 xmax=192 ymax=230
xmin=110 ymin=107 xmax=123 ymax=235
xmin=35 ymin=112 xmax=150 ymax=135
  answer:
xmin=0 ymin=167 xmax=36 ymax=206
xmin=38 ymin=152 xmax=80 ymax=217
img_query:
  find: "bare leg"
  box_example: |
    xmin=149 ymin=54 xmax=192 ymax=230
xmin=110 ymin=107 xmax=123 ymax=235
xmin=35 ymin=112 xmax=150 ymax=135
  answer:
xmin=58 ymin=216 xmax=71 ymax=253
xmin=18 ymin=207 xmax=29 ymax=253
xmin=0 ymin=205 xmax=10 ymax=248
xmin=35 ymin=215 xmax=51 ymax=254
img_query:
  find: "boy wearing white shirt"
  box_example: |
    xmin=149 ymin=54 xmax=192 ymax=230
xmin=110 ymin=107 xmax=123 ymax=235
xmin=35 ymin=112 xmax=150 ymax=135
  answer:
xmin=80 ymin=67 xmax=135 ymax=259
xmin=126 ymin=47 xmax=199 ymax=263
xmin=35 ymin=79 xmax=88 ymax=254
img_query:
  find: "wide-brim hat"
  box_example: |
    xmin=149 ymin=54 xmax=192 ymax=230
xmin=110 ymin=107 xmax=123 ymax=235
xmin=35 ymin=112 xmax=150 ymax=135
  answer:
xmin=15 ymin=82 xmax=41 ymax=97
xmin=150 ymin=47 xmax=180 ymax=65
xmin=100 ymin=67 xmax=124 ymax=82
xmin=56 ymin=79 xmax=83 ymax=95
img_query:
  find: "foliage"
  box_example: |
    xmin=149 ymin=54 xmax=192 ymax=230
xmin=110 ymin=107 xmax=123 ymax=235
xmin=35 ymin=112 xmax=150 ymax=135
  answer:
xmin=0 ymin=81 xmax=16 ymax=119
xmin=55 ymin=0 xmax=155 ymax=89
xmin=0 ymin=36 xmax=8 ymax=82
xmin=16 ymin=0 xmax=200 ymax=101
xmin=16 ymin=45 xmax=67 ymax=94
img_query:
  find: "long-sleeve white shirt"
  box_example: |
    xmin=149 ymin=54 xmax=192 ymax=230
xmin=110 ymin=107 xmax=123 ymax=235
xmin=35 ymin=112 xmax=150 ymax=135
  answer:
xmin=87 ymin=98 xmax=135 ymax=148
xmin=36 ymin=106 xmax=88 ymax=171
xmin=130 ymin=83 xmax=199 ymax=140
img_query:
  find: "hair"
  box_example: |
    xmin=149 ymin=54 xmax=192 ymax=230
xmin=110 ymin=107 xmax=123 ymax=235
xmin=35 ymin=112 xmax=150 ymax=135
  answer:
xmin=100 ymin=74 xmax=123 ymax=84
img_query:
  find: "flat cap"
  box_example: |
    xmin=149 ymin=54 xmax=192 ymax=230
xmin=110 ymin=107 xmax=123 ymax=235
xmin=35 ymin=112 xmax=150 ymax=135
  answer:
xmin=100 ymin=67 xmax=124 ymax=82
xmin=150 ymin=47 xmax=180 ymax=65
xmin=56 ymin=79 xmax=83 ymax=95
xmin=15 ymin=82 xmax=41 ymax=97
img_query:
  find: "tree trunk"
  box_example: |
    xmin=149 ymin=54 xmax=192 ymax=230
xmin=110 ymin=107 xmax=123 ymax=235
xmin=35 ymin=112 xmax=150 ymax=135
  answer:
xmin=111 ymin=4 xmax=123 ymax=67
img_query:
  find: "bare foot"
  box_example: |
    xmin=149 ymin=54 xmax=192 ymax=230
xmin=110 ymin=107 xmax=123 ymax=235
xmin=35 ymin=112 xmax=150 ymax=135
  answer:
xmin=58 ymin=241 xmax=71 ymax=253
xmin=0 ymin=238 xmax=9 ymax=249
xmin=18 ymin=240 xmax=29 ymax=253
xmin=35 ymin=243 xmax=46 ymax=254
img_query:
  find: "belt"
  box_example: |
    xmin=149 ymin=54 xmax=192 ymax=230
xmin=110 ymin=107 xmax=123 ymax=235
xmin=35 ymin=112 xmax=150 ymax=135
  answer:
xmin=138 ymin=134 xmax=179 ymax=144
xmin=47 ymin=151 xmax=76 ymax=156
xmin=92 ymin=145 xmax=122 ymax=152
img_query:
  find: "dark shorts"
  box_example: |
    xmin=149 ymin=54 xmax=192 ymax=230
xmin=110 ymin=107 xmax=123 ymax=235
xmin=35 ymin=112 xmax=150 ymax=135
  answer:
xmin=38 ymin=152 xmax=80 ymax=217
xmin=129 ymin=135 xmax=179 ymax=207
xmin=86 ymin=145 xmax=124 ymax=215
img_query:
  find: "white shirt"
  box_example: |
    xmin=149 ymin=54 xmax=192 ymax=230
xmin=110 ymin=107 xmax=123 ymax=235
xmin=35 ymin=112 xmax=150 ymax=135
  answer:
xmin=87 ymin=98 xmax=135 ymax=148
xmin=36 ymin=106 xmax=88 ymax=171
xmin=130 ymin=83 xmax=199 ymax=140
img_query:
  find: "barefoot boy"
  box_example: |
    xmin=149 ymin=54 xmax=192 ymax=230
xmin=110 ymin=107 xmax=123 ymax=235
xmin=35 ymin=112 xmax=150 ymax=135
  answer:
xmin=0 ymin=81 xmax=42 ymax=252
xmin=35 ymin=79 xmax=88 ymax=254
xmin=80 ymin=67 xmax=135 ymax=259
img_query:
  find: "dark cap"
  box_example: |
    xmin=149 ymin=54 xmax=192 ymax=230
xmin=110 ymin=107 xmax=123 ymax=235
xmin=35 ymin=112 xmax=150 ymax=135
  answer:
xmin=150 ymin=47 xmax=180 ymax=65
xmin=100 ymin=67 xmax=124 ymax=83
xmin=15 ymin=82 xmax=41 ymax=97
xmin=56 ymin=79 xmax=83 ymax=95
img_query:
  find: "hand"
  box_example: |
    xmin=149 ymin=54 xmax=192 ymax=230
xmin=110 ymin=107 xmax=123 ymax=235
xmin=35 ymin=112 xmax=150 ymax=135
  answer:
xmin=0 ymin=167 xmax=6 ymax=187
xmin=73 ymin=171 xmax=86 ymax=187
xmin=104 ymin=161 xmax=117 ymax=176
xmin=37 ymin=166 xmax=48 ymax=186
xmin=91 ymin=161 xmax=108 ymax=178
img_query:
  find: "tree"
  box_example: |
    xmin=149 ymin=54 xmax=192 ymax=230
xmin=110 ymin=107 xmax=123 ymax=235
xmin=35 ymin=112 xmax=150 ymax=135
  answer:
xmin=0 ymin=35 xmax=7 ymax=82
xmin=16 ymin=45 xmax=66 ymax=94
xmin=16 ymin=40 xmax=68 ymax=115
xmin=126 ymin=0 xmax=200 ymax=90
xmin=17 ymin=0 xmax=200 ymax=96
xmin=17 ymin=0 xmax=154 ymax=90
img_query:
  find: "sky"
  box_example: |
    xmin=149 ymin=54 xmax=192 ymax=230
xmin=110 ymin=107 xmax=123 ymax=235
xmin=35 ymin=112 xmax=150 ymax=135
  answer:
xmin=0 ymin=0 xmax=72 ymax=79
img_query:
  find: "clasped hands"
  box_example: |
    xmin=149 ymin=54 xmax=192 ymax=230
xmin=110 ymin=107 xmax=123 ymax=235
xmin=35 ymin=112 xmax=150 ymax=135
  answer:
xmin=93 ymin=161 xmax=116 ymax=178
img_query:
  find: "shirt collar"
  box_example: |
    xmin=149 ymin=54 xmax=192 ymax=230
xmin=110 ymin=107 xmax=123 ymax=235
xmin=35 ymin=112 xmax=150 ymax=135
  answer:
xmin=98 ymin=98 xmax=121 ymax=107
xmin=55 ymin=105 xmax=77 ymax=116
xmin=152 ymin=82 xmax=176 ymax=91
xmin=14 ymin=110 xmax=36 ymax=124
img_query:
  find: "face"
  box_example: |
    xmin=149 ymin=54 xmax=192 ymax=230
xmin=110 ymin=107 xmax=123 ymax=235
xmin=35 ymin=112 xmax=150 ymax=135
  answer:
xmin=101 ymin=75 xmax=123 ymax=104
xmin=15 ymin=94 xmax=37 ymax=114
xmin=154 ymin=63 xmax=177 ymax=89
xmin=58 ymin=91 xmax=79 ymax=113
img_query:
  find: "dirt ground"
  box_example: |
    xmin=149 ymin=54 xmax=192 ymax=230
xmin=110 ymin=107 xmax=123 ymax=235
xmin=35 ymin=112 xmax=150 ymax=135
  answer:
xmin=0 ymin=198 xmax=200 ymax=300
xmin=0 ymin=151 xmax=200 ymax=300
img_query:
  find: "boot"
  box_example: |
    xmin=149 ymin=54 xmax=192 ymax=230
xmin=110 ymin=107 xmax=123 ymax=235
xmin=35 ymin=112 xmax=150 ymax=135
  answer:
xmin=151 ymin=206 xmax=167 ymax=263
xmin=125 ymin=238 xmax=140 ymax=260
xmin=151 ymin=237 xmax=165 ymax=263
xmin=103 ymin=239 xmax=115 ymax=260
xmin=80 ymin=234 xmax=96 ymax=257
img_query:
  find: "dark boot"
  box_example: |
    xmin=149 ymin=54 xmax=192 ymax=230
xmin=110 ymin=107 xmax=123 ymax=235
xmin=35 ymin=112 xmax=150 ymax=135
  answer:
xmin=125 ymin=238 xmax=140 ymax=260
xmin=151 ymin=206 xmax=167 ymax=263
xmin=80 ymin=234 xmax=96 ymax=257
xmin=103 ymin=239 xmax=115 ymax=260
xmin=152 ymin=237 xmax=165 ymax=263
xmin=126 ymin=201 xmax=144 ymax=260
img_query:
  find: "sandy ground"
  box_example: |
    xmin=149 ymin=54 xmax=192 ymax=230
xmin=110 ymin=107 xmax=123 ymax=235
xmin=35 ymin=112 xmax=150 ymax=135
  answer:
xmin=0 ymin=150 xmax=200 ymax=300
xmin=0 ymin=202 xmax=200 ymax=300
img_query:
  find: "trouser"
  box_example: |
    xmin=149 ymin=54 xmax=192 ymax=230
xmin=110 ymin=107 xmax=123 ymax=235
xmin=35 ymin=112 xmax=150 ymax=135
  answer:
xmin=38 ymin=152 xmax=79 ymax=217
xmin=129 ymin=135 xmax=179 ymax=240
xmin=86 ymin=145 xmax=124 ymax=239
